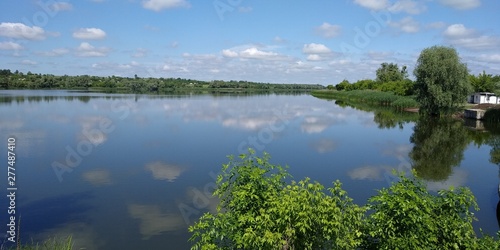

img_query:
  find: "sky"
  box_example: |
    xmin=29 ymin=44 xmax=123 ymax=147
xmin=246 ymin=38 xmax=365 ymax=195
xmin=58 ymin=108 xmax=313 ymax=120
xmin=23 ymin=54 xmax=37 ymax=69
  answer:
xmin=0 ymin=0 xmax=499 ymax=85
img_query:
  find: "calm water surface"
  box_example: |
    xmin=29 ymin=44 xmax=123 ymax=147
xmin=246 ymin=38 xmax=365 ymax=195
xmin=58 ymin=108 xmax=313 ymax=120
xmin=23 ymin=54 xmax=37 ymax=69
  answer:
xmin=0 ymin=90 xmax=499 ymax=249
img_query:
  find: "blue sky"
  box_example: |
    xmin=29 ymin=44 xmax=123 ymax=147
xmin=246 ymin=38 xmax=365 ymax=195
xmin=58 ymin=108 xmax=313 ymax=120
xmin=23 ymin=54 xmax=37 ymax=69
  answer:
xmin=0 ymin=0 xmax=499 ymax=84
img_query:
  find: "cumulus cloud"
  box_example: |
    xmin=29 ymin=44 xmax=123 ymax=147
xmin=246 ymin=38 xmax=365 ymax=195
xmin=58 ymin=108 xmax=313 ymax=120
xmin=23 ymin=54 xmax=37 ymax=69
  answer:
xmin=222 ymin=49 xmax=238 ymax=58
xmin=303 ymin=43 xmax=333 ymax=61
xmin=354 ymin=0 xmax=426 ymax=14
xmin=0 ymin=22 xmax=45 ymax=40
xmin=389 ymin=17 xmax=420 ymax=33
xmin=221 ymin=46 xmax=284 ymax=60
xmin=353 ymin=0 xmax=389 ymax=10
xmin=73 ymin=28 xmax=107 ymax=40
xmin=75 ymin=42 xmax=110 ymax=57
xmin=302 ymin=43 xmax=332 ymax=54
xmin=438 ymin=0 xmax=480 ymax=10
xmin=0 ymin=41 xmax=23 ymax=50
xmin=315 ymin=22 xmax=341 ymax=38
xmin=240 ymin=47 xmax=279 ymax=59
xmin=142 ymin=0 xmax=190 ymax=11
xmin=444 ymin=24 xmax=500 ymax=51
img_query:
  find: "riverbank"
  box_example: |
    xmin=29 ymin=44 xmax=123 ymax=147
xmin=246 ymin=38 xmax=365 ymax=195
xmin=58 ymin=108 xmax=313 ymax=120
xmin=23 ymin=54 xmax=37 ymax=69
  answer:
xmin=311 ymin=89 xmax=419 ymax=110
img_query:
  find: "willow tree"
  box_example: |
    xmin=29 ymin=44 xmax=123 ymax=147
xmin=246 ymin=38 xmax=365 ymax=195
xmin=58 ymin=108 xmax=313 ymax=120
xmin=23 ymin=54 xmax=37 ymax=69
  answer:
xmin=413 ymin=46 xmax=472 ymax=116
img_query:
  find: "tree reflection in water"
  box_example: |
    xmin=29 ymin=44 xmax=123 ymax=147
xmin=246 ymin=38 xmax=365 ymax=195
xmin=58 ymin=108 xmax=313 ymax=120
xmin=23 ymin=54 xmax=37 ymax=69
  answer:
xmin=409 ymin=117 xmax=469 ymax=181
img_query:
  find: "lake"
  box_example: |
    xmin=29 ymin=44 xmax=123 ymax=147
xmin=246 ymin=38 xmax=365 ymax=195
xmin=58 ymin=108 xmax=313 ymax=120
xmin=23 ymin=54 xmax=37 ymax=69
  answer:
xmin=1 ymin=90 xmax=499 ymax=249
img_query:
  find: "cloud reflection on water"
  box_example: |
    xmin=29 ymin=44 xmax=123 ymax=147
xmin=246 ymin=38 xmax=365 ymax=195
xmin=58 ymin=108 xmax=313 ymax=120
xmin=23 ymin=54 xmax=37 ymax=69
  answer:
xmin=82 ymin=169 xmax=112 ymax=186
xmin=128 ymin=204 xmax=185 ymax=240
xmin=146 ymin=161 xmax=185 ymax=182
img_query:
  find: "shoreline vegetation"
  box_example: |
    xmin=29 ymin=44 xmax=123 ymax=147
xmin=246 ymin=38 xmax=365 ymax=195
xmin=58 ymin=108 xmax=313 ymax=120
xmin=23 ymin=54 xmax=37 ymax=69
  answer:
xmin=311 ymin=89 xmax=419 ymax=110
xmin=2 ymin=236 xmax=72 ymax=250
xmin=0 ymin=69 xmax=324 ymax=94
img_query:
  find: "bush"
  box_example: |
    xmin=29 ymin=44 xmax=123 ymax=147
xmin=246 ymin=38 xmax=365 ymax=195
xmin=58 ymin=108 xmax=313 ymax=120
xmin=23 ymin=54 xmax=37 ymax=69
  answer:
xmin=483 ymin=108 xmax=500 ymax=122
xmin=189 ymin=150 xmax=365 ymax=250
xmin=190 ymin=151 xmax=500 ymax=250
xmin=365 ymin=171 xmax=487 ymax=249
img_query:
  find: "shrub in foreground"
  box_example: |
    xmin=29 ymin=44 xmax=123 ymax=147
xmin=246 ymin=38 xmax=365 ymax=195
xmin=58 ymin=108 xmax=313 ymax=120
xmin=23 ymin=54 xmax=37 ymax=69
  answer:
xmin=189 ymin=151 xmax=500 ymax=250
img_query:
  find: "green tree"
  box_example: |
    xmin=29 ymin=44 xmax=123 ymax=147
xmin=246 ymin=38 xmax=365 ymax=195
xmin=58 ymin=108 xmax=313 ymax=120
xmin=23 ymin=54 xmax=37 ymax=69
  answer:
xmin=376 ymin=63 xmax=406 ymax=83
xmin=413 ymin=46 xmax=472 ymax=115
xmin=189 ymin=149 xmax=365 ymax=250
xmin=335 ymin=79 xmax=351 ymax=91
xmin=365 ymin=171 xmax=493 ymax=249
xmin=470 ymin=71 xmax=495 ymax=93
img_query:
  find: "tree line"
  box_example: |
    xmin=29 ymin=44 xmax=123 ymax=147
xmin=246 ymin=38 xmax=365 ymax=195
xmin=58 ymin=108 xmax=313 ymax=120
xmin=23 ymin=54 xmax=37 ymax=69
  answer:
xmin=327 ymin=46 xmax=500 ymax=116
xmin=329 ymin=53 xmax=500 ymax=99
xmin=0 ymin=70 xmax=324 ymax=92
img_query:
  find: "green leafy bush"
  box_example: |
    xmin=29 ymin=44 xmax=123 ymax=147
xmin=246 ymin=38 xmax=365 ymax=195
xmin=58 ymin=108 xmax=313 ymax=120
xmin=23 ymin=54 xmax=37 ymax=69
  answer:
xmin=189 ymin=149 xmax=365 ymax=250
xmin=190 ymin=151 xmax=500 ymax=250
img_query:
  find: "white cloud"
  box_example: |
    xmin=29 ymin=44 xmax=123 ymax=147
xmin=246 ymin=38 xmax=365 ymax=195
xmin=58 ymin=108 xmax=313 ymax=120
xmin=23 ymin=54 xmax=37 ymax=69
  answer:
xmin=75 ymin=42 xmax=110 ymax=57
xmin=303 ymin=43 xmax=331 ymax=54
xmin=315 ymin=22 xmax=341 ymax=38
xmin=240 ymin=47 xmax=279 ymax=59
xmin=353 ymin=0 xmax=389 ymax=10
xmin=388 ymin=0 xmax=426 ymax=14
xmin=444 ymin=24 xmax=500 ymax=50
xmin=307 ymin=54 xmax=323 ymax=61
xmin=0 ymin=22 xmax=45 ymax=40
xmin=476 ymin=54 xmax=500 ymax=63
xmin=438 ymin=0 xmax=480 ymax=10
xmin=221 ymin=49 xmax=238 ymax=58
xmin=389 ymin=16 xmax=420 ymax=33
xmin=443 ymin=24 xmax=474 ymax=37
xmin=73 ymin=28 xmax=107 ymax=40
xmin=51 ymin=2 xmax=73 ymax=11
xmin=37 ymin=48 xmax=69 ymax=57
xmin=142 ymin=0 xmax=190 ymax=11
xmin=0 ymin=41 xmax=23 ymax=50
xmin=21 ymin=60 xmax=37 ymax=65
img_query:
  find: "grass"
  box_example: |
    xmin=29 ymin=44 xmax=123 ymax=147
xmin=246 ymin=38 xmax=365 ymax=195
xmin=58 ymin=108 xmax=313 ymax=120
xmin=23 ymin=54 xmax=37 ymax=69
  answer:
xmin=311 ymin=90 xmax=419 ymax=110
xmin=2 ymin=236 xmax=73 ymax=250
